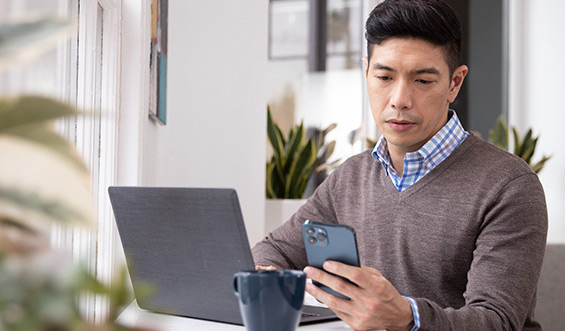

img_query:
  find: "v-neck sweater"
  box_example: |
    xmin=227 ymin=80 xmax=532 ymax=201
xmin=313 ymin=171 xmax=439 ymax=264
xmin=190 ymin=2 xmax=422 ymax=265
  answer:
xmin=252 ymin=134 xmax=548 ymax=331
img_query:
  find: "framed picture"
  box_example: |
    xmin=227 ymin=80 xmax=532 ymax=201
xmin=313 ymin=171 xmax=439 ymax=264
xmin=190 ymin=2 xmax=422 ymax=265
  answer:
xmin=269 ymin=0 xmax=309 ymax=59
xmin=149 ymin=0 xmax=168 ymax=125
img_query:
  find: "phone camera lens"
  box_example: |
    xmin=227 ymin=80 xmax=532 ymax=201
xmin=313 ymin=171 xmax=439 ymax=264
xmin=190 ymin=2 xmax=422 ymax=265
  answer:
xmin=306 ymin=227 xmax=315 ymax=235
xmin=316 ymin=232 xmax=327 ymax=242
xmin=308 ymin=236 xmax=317 ymax=244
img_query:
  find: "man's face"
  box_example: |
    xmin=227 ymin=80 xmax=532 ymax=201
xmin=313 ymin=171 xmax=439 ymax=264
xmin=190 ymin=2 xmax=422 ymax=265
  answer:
xmin=364 ymin=38 xmax=467 ymax=155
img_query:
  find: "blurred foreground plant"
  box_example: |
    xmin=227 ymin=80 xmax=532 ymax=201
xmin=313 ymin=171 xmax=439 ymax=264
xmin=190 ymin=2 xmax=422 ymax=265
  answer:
xmin=0 ymin=96 xmax=141 ymax=330
xmin=0 ymin=253 xmax=141 ymax=331
xmin=0 ymin=18 xmax=141 ymax=331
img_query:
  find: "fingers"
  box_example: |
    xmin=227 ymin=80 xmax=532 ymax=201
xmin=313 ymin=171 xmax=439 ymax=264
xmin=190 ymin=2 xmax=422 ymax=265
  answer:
xmin=304 ymin=273 xmax=352 ymax=314
xmin=305 ymin=263 xmax=413 ymax=331
xmin=306 ymin=284 xmax=355 ymax=326
xmin=323 ymin=261 xmax=392 ymax=300
xmin=255 ymin=265 xmax=277 ymax=270
xmin=324 ymin=261 xmax=382 ymax=285
xmin=305 ymin=266 xmax=359 ymax=296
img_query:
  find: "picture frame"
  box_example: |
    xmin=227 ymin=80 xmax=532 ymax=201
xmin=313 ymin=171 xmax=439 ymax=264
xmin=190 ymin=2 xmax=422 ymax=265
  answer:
xmin=269 ymin=0 xmax=309 ymax=60
xmin=148 ymin=0 xmax=168 ymax=125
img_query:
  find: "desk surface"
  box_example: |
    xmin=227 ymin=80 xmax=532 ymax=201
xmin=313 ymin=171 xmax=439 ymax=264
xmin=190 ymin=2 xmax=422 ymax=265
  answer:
xmin=116 ymin=300 xmax=352 ymax=331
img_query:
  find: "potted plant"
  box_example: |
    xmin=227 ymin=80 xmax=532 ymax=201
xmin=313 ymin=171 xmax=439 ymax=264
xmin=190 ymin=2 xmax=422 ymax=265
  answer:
xmin=489 ymin=115 xmax=551 ymax=173
xmin=265 ymin=107 xmax=338 ymax=232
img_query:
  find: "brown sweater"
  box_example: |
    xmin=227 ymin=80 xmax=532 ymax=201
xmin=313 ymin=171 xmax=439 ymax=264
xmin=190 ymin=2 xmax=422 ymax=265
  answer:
xmin=252 ymin=134 xmax=548 ymax=331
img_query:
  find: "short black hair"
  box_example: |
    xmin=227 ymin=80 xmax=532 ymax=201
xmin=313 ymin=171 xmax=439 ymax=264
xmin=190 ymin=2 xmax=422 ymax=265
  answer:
xmin=365 ymin=0 xmax=462 ymax=75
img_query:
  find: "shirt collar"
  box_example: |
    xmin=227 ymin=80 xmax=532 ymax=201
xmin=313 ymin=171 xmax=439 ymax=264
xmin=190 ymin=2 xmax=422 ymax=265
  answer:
xmin=372 ymin=110 xmax=467 ymax=170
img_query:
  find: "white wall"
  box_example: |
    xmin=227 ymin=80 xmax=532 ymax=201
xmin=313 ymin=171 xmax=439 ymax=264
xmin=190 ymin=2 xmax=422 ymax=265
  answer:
xmin=121 ymin=0 xmax=268 ymax=245
xmin=119 ymin=0 xmax=565 ymax=245
xmin=148 ymin=1 xmax=268 ymax=246
xmin=509 ymin=0 xmax=565 ymax=243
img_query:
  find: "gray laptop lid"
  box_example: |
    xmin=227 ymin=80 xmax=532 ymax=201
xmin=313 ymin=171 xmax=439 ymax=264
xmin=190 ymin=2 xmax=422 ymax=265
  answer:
xmin=109 ymin=186 xmax=252 ymax=324
xmin=109 ymin=186 xmax=337 ymax=325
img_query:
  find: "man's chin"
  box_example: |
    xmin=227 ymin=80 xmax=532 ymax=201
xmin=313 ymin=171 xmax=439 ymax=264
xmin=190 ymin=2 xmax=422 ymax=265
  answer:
xmin=383 ymin=136 xmax=423 ymax=153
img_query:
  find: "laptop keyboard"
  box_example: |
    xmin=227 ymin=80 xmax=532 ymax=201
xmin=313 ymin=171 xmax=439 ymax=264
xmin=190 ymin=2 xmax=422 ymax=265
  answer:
xmin=301 ymin=312 xmax=320 ymax=317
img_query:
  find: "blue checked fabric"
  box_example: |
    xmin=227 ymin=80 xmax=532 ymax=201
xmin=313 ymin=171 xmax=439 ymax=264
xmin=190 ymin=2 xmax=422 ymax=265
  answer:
xmin=404 ymin=296 xmax=420 ymax=331
xmin=372 ymin=110 xmax=468 ymax=192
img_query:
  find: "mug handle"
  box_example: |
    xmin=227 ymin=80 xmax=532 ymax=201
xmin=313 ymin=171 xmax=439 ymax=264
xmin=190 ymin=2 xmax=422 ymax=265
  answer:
xmin=233 ymin=274 xmax=240 ymax=297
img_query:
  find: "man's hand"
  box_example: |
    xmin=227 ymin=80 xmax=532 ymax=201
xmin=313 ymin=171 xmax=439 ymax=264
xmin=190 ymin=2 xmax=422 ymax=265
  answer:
xmin=255 ymin=265 xmax=277 ymax=271
xmin=304 ymin=261 xmax=414 ymax=331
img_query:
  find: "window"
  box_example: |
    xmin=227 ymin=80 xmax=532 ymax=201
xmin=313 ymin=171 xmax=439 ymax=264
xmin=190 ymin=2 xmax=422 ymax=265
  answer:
xmin=0 ymin=0 xmax=123 ymax=323
xmin=62 ymin=0 xmax=122 ymax=322
xmin=1 ymin=0 xmax=125 ymax=323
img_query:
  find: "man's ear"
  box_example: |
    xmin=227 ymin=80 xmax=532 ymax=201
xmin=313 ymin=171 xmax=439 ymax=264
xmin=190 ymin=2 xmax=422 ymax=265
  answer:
xmin=363 ymin=56 xmax=369 ymax=77
xmin=448 ymin=65 xmax=468 ymax=103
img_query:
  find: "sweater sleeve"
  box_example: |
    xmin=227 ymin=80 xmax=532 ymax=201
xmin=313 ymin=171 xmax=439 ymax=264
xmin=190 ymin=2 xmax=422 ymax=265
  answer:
xmin=252 ymin=165 xmax=340 ymax=270
xmin=415 ymin=173 xmax=548 ymax=330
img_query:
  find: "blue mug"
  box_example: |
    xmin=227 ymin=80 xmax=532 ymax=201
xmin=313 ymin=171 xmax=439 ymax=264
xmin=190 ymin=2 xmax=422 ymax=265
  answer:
xmin=233 ymin=270 xmax=306 ymax=331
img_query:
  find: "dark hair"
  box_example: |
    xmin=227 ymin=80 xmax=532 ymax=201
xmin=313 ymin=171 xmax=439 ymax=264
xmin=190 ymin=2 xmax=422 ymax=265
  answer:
xmin=365 ymin=0 xmax=462 ymax=75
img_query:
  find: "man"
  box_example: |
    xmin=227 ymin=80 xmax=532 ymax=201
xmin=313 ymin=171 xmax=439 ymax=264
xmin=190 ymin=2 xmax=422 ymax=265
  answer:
xmin=253 ymin=0 xmax=548 ymax=330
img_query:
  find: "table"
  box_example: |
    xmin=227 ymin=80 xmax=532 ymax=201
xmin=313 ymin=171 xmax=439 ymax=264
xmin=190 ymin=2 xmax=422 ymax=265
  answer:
xmin=116 ymin=301 xmax=352 ymax=331
xmin=116 ymin=293 xmax=353 ymax=330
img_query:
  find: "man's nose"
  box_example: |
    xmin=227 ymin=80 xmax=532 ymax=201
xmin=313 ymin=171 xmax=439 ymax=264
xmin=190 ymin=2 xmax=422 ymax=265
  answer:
xmin=390 ymin=80 xmax=412 ymax=110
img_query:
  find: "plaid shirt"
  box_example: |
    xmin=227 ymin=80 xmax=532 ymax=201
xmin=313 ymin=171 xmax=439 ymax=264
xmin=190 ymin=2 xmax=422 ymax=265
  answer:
xmin=372 ymin=110 xmax=468 ymax=192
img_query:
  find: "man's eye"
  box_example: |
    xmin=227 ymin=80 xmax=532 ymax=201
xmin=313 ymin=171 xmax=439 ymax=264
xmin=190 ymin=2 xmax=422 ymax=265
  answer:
xmin=416 ymin=79 xmax=432 ymax=85
xmin=377 ymin=76 xmax=391 ymax=81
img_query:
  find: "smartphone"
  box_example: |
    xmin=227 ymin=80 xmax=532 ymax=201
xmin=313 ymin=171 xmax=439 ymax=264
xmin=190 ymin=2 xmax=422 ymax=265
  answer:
xmin=302 ymin=220 xmax=360 ymax=300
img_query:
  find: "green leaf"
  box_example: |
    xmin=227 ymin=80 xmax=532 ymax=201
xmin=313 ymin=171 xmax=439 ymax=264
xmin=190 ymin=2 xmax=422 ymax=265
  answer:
xmin=0 ymin=186 xmax=87 ymax=224
xmin=322 ymin=123 xmax=337 ymax=137
xmin=107 ymin=267 xmax=138 ymax=321
xmin=286 ymin=140 xmax=316 ymax=198
xmin=365 ymin=138 xmax=377 ymax=150
xmin=531 ymin=155 xmax=552 ymax=174
xmin=267 ymin=107 xmax=284 ymax=161
xmin=265 ymin=108 xmax=339 ymax=198
xmin=0 ymin=96 xmax=78 ymax=133
xmin=275 ymin=124 xmax=286 ymax=148
xmin=488 ymin=115 xmax=508 ymax=149
xmin=272 ymin=143 xmax=286 ymax=186
xmin=283 ymin=122 xmax=304 ymax=175
xmin=77 ymin=264 xmax=138 ymax=323
xmin=7 ymin=123 xmax=87 ymax=172
xmin=0 ymin=96 xmax=86 ymax=172
xmin=287 ymin=127 xmax=295 ymax=146
xmin=315 ymin=133 xmax=324 ymax=152
xmin=521 ymin=137 xmax=538 ymax=164
xmin=317 ymin=140 xmax=336 ymax=165
xmin=266 ymin=167 xmax=276 ymax=199
xmin=298 ymin=170 xmax=313 ymax=198
xmin=517 ymin=129 xmax=533 ymax=157
xmin=512 ymin=127 xmax=521 ymax=155
xmin=488 ymin=115 xmax=552 ymax=174
xmin=83 ymin=270 xmax=111 ymax=295
xmin=266 ymin=160 xmax=283 ymax=199
xmin=314 ymin=123 xmax=337 ymax=152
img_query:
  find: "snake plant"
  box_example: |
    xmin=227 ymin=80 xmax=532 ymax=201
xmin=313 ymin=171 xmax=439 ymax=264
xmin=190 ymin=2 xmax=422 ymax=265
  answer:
xmin=266 ymin=107 xmax=336 ymax=199
xmin=489 ymin=115 xmax=551 ymax=174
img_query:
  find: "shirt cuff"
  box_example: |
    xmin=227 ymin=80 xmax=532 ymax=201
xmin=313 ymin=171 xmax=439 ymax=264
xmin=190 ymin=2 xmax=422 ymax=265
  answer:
xmin=403 ymin=296 xmax=420 ymax=331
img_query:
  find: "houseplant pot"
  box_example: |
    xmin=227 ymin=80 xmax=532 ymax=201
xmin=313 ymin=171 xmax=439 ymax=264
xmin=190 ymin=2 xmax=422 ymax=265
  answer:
xmin=265 ymin=107 xmax=337 ymax=233
xmin=264 ymin=198 xmax=306 ymax=234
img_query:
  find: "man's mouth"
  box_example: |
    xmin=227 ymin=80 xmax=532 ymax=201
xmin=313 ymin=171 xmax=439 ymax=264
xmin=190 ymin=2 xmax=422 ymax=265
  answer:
xmin=386 ymin=119 xmax=416 ymax=131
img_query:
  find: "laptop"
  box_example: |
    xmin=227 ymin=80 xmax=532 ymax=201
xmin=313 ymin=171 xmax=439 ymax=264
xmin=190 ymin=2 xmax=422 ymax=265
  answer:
xmin=108 ymin=186 xmax=338 ymax=325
